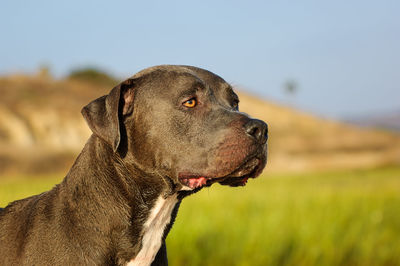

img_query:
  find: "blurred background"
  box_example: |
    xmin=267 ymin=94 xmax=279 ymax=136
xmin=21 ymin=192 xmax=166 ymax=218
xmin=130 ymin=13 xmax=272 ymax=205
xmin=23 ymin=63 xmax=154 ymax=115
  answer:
xmin=1 ymin=1 xmax=399 ymax=265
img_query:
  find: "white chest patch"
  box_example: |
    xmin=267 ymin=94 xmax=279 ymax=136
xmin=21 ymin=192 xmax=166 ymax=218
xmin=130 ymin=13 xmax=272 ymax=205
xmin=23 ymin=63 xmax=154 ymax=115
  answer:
xmin=127 ymin=194 xmax=178 ymax=266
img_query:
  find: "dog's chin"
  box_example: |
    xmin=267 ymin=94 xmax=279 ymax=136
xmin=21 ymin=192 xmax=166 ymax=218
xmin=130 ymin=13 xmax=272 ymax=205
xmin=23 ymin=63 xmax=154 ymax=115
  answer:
xmin=218 ymin=156 xmax=265 ymax=187
xmin=178 ymin=153 xmax=266 ymax=190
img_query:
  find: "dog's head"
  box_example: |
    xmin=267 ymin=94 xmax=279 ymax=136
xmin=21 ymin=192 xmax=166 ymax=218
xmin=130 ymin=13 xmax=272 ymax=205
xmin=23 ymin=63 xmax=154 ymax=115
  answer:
xmin=82 ymin=65 xmax=268 ymax=191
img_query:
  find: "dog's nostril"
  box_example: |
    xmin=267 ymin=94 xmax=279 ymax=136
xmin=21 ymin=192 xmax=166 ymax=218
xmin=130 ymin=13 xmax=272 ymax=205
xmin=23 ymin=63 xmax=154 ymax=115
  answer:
xmin=245 ymin=119 xmax=268 ymax=143
xmin=248 ymin=126 xmax=261 ymax=139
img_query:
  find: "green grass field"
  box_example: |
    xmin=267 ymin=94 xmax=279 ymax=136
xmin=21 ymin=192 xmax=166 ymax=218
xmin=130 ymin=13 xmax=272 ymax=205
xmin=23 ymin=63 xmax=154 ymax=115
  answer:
xmin=1 ymin=168 xmax=400 ymax=266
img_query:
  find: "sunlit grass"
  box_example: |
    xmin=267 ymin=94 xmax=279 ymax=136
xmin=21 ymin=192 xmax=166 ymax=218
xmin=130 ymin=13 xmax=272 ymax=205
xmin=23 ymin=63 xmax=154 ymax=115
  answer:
xmin=0 ymin=174 xmax=63 ymax=206
xmin=167 ymin=167 xmax=400 ymax=266
xmin=1 ymin=168 xmax=399 ymax=265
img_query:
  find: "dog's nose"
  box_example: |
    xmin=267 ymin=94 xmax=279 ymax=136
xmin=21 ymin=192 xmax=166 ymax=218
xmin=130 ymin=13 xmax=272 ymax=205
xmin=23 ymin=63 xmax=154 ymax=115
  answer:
xmin=245 ymin=119 xmax=268 ymax=143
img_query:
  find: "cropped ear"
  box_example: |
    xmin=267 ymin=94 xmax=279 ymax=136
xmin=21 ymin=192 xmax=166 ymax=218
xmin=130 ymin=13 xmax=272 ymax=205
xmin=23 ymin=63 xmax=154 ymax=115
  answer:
xmin=81 ymin=78 xmax=136 ymax=152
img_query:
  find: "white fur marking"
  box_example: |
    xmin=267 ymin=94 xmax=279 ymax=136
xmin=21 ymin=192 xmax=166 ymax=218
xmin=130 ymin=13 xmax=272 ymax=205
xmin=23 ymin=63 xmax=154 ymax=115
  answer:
xmin=127 ymin=194 xmax=178 ymax=266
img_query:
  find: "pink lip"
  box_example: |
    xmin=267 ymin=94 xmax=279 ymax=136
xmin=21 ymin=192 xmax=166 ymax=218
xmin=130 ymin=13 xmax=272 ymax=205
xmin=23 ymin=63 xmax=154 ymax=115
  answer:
xmin=180 ymin=176 xmax=208 ymax=189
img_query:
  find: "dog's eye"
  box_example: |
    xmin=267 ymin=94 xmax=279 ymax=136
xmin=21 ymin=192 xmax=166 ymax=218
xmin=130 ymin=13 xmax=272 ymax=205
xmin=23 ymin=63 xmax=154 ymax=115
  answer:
xmin=233 ymin=100 xmax=239 ymax=110
xmin=183 ymin=98 xmax=197 ymax=108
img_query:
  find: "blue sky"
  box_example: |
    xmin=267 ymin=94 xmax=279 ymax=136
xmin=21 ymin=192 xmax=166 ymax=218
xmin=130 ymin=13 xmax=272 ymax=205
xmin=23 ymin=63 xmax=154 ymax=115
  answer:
xmin=1 ymin=0 xmax=399 ymax=118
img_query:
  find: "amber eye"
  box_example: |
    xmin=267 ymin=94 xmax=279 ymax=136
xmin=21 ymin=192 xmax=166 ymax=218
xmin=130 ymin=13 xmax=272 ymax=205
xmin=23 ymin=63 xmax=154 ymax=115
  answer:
xmin=183 ymin=98 xmax=197 ymax=108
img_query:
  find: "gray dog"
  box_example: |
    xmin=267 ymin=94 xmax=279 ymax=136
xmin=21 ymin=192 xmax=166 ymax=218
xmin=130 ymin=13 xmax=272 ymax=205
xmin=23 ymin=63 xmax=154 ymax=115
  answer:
xmin=0 ymin=65 xmax=268 ymax=265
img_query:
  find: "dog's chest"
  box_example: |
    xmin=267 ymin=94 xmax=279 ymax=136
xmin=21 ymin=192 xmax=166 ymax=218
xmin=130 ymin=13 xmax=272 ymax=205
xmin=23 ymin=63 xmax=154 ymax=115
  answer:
xmin=127 ymin=194 xmax=178 ymax=266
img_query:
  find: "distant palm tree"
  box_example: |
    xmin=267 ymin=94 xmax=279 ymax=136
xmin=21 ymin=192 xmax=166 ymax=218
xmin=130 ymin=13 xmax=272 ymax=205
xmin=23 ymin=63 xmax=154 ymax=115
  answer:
xmin=283 ymin=79 xmax=299 ymax=108
xmin=283 ymin=79 xmax=298 ymax=96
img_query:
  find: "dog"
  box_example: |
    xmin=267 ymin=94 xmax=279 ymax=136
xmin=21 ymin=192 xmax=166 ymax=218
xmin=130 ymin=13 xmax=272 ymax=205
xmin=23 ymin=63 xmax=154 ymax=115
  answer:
xmin=0 ymin=65 xmax=268 ymax=265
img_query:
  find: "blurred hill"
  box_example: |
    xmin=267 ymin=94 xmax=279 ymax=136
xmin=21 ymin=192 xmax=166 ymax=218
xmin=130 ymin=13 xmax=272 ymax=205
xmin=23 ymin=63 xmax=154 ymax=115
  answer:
xmin=0 ymin=70 xmax=399 ymax=175
xmin=239 ymin=94 xmax=400 ymax=172
xmin=346 ymin=111 xmax=400 ymax=132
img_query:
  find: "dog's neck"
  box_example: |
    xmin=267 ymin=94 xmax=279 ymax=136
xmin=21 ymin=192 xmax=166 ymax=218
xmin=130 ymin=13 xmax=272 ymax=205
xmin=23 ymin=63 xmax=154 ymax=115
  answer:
xmin=127 ymin=194 xmax=179 ymax=266
xmin=62 ymin=135 xmax=181 ymax=264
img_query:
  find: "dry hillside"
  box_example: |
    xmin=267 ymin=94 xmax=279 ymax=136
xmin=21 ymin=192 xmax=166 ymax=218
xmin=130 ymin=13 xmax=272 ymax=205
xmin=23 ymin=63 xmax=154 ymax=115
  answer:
xmin=0 ymin=73 xmax=399 ymax=175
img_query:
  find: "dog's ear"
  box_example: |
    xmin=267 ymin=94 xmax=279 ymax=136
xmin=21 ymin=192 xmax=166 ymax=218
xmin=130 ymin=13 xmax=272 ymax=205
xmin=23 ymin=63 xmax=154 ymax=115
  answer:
xmin=81 ymin=78 xmax=136 ymax=152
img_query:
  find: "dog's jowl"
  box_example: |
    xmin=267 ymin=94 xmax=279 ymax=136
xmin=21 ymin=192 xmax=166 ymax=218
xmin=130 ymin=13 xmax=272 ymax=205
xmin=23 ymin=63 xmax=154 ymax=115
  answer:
xmin=0 ymin=65 xmax=268 ymax=265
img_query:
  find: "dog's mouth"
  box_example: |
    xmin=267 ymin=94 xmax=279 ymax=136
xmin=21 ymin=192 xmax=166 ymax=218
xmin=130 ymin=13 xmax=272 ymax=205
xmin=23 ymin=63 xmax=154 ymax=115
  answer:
xmin=179 ymin=156 xmax=264 ymax=190
xmin=218 ymin=156 xmax=262 ymax=187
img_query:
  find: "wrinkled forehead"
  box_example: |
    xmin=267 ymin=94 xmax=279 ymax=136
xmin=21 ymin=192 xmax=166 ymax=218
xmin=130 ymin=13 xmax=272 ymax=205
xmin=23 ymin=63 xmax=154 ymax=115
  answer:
xmin=134 ymin=66 xmax=234 ymax=98
xmin=186 ymin=67 xmax=237 ymax=100
xmin=183 ymin=66 xmax=229 ymax=89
